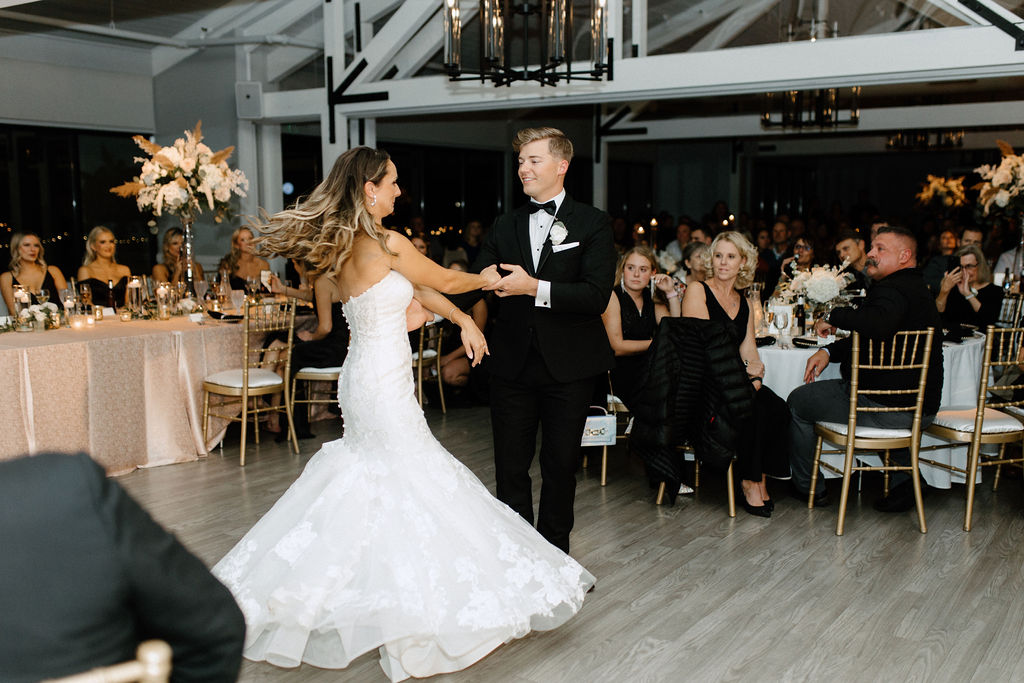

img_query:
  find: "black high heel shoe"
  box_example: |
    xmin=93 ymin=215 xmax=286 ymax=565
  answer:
xmin=763 ymin=498 xmax=774 ymax=513
xmin=742 ymin=500 xmax=771 ymax=518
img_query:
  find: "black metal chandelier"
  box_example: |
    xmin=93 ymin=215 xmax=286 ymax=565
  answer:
xmin=760 ymin=87 xmax=860 ymax=130
xmin=442 ymin=0 xmax=612 ymax=87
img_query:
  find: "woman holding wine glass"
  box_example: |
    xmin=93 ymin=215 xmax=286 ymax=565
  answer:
xmin=682 ymin=231 xmax=791 ymax=517
xmin=1 ymin=232 xmax=68 ymax=314
xmin=77 ymin=226 xmax=132 ymax=308
xmin=152 ymin=227 xmax=205 ymax=286
xmin=218 ymin=226 xmax=269 ymax=291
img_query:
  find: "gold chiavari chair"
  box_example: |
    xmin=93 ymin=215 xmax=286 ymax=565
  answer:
xmin=202 ymin=298 xmax=298 ymax=465
xmin=809 ymin=328 xmax=935 ymax=535
xmin=291 ymin=366 xmax=343 ymax=424
xmin=922 ymin=325 xmax=1024 ymax=531
xmin=656 ymin=455 xmax=735 ymax=517
xmin=44 ymin=640 xmax=172 ymax=683
xmin=412 ymin=320 xmax=445 ymax=412
xmin=583 ymin=372 xmax=629 ymax=486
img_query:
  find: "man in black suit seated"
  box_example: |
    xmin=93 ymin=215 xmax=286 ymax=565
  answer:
xmin=835 ymin=228 xmax=871 ymax=292
xmin=788 ymin=226 xmax=944 ymax=511
xmin=0 ymin=452 xmax=245 ymax=683
xmin=477 ymin=126 xmax=616 ymax=553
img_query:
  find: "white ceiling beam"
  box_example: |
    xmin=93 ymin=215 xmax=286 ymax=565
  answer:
xmin=970 ymin=0 xmax=1024 ymax=26
xmin=918 ymin=0 xmax=985 ymax=25
xmin=690 ymin=0 xmax=779 ymax=52
xmin=0 ymin=9 xmax=188 ymax=47
xmin=343 ymin=0 xmax=437 ymax=84
xmin=0 ymin=0 xmax=41 ymax=6
xmin=239 ymin=0 xmax=320 ymax=38
xmin=264 ymin=22 xmax=322 ymax=83
xmin=360 ymin=0 xmax=404 ymax=25
xmin=387 ymin=3 xmax=480 ymax=79
xmin=324 ymin=24 xmax=1024 ymax=118
xmin=606 ymin=99 xmax=1024 ymax=141
xmin=152 ymin=0 xmax=296 ymax=74
xmin=648 ymin=0 xmax=748 ymax=53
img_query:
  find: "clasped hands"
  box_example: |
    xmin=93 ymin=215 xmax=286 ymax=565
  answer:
xmin=481 ymin=264 xmax=538 ymax=298
xmin=940 ymin=266 xmax=973 ymax=297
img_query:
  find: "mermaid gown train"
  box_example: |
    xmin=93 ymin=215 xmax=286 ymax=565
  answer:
xmin=212 ymin=270 xmax=594 ymax=681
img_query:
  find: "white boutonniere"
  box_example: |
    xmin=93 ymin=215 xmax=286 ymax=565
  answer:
xmin=549 ymin=221 xmax=568 ymax=246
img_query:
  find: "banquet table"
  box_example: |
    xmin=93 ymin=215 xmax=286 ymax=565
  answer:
xmin=759 ymin=333 xmax=987 ymax=488
xmin=0 ymin=317 xmax=248 ymax=475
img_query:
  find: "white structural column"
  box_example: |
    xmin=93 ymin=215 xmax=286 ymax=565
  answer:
xmin=235 ymin=42 xmax=260 ymax=218
xmin=258 ymin=123 xmax=283 ymax=215
xmin=321 ymin=0 xmax=347 ymax=166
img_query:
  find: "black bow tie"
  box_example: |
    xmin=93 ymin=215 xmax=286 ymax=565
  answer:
xmin=529 ymin=200 xmax=557 ymax=216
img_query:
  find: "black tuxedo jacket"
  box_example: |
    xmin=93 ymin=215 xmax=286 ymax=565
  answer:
xmin=0 ymin=452 xmax=245 ymax=683
xmin=475 ymin=194 xmax=616 ymax=383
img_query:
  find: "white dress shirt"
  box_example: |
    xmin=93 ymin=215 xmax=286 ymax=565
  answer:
xmin=528 ymin=189 xmax=565 ymax=308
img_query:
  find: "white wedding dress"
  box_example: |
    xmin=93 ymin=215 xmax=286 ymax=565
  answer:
xmin=213 ymin=270 xmax=594 ymax=681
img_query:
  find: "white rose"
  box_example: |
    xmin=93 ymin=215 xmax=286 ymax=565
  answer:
xmin=995 ymin=189 xmax=1011 ymax=207
xmin=549 ymin=222 xmax=569 ymax=245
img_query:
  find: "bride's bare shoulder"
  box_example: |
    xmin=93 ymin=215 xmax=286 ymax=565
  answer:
xmin=337 ymin=238 xmax=391 ymax=302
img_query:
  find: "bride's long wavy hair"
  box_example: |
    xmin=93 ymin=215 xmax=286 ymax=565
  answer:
xmin=252 ymin=147 xmax=393 ymax=279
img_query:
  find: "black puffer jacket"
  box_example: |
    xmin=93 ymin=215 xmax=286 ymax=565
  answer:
xmin=629 ymin=317 xmax=754 ymax=502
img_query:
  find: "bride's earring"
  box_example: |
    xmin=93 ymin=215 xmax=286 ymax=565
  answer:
xmin=370 ymin=194 xmax=377 ymax=208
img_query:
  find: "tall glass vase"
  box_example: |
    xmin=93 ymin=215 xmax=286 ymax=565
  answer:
xmin=179 ymin=213 xmax=197 ymax=298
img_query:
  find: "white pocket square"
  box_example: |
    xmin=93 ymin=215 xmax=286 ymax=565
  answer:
xmin=552 ymin=241 xmax=580 ymax=253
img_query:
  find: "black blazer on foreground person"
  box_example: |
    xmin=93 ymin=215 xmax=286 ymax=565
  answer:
xmin=0 ymin=452 xmax=245 ymax=683
xmin=473 ymin=194 xmax=617 ymax=382
xmin=825 ymin=266 xmax=944 ymax=416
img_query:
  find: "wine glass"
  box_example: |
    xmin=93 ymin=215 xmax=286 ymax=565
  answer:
xmin=195 ymin=279 xmax=208 ymax=302
xmin=763 ymin=305 xmax=775 ymax=331
xmin=79 ymin=283 xmax=92 ymax=307
xmin=36 ymin=288 xmax=49 ymax=304
xmin=775 ymin=311 xmax=790 ymax=348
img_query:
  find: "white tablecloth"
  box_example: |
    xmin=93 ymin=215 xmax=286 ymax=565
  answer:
xmin=759 ymin=334 xmax=987 ymax=488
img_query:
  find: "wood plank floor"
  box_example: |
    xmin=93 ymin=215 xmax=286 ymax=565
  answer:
xmin=118 ymin=407 xmax=1024 ymax=682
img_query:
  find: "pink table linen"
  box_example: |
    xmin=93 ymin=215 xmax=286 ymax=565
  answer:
xmin=0 ymin=317 xmax=245 ymax=474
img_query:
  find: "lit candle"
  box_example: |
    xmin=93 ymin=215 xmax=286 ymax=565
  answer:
xmin=119 ymin=309 xmax=132 ymax=322
xmin=85 ymin=315 xmax=95 ymax=327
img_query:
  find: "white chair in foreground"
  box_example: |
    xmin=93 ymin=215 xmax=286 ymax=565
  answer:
xmin=44 ymin=640 xmax=171 ymax=683
xmin=922 ymin=325 xmax=1024 ymax=531
xmin=810 ymin=329 xmax=935 ymax=535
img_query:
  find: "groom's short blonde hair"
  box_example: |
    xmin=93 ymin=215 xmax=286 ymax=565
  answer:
xmin=513 ymin=127 xmax=574 ymax=162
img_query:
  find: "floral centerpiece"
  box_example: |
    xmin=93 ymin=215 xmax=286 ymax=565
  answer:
xmin=657 ymin=250 xmax=679 ymax=275
xmin=777 ymin=263 xmax=852 ymax=308
xmin=110 ymin=121 xmax=248 ymax=297
xmin=915 ymin=174 xmax=966 ymax=208
xmin=974 ymin=140 xmax=1024 ymax=217
xmin=18 ymin=302 xmax=61 ymax=330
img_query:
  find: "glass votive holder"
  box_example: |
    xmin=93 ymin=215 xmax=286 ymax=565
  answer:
xmin=155 ymin=283 xmax=172 ymax=320
xmin=85 ymin=315 xmax=96 ymax=327
xmin=70 ymin=314 xmax=87 ymax=330
xmin=119 ymin=309 xmax=132 ymax=322
xmin=93 ymin=306 xmax=104 ymax=321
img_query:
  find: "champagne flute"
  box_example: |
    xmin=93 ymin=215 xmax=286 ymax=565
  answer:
xmin=36 ymin=288 xmax=49 ymax=304
xmin=79 ymin=283 xmax=92 ymax=307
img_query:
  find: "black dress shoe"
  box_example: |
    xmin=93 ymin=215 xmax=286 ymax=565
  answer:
xmin=742 ymin=500 xmax=772 ymax=518
xmin=789 ymin=482 xmax=830 ymax=507
xmin=873 ymin=480 xmax=924 ymax=513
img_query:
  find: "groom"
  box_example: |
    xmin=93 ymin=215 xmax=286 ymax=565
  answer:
xmin=477 ymin=127 xmax=616 ymax=553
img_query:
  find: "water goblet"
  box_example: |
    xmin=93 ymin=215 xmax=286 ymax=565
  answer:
xmin=195 ymin=279 xmax=208 ymax=302
xmin=230 ymin=290 xmax=246 ymax=313
xmin=774 ymin=311 xmax=790 ymax=348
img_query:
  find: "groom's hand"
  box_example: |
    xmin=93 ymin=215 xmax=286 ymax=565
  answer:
xmin=490 ymin=264 xmax=538 ymax=297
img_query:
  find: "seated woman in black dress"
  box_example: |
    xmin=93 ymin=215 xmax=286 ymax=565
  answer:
xmin=265 ymin=271 xmax=349 ymax=440
xmin=437 ymin=259 xmax=489 ymax=391
xmin=77 ymin=226 xmax=131 ymax=308
xmin=601 ymin=246 xmax=680 ymax=411
xmin=218 ymin=226 xmax=269 ymax=291
xmin=682 ymin=231 xmax=790 ymax=518
xmin=152 ymin=227 xmax=204 ymax=286
xmin=679 ymin=241 xmax=709 ymax=288
xmin=936 ymin=243 xmax=1004 ymax=330
xmin=1 ymin=231 xmax=68 ymax=314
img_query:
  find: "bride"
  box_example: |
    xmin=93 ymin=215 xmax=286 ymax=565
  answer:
xmin=212 ymin=147 xmax=595 ymax=682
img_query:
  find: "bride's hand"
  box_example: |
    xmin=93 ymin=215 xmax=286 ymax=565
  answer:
xmin=480 ymin=264 xmax=501 ymax=289
xmin=459 ymin=319 xmax=489 ymax=367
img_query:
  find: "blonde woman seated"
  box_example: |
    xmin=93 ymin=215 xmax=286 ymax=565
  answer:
xmin=936 ymin=243 xmax=1003 ymax=329
xmin=152 ymin=227 xmax=204 ymax=285
xmin=1 ymin=231 xmax=68 ymax=313
xmin=682 ymin=231 xmax=790 ymax=518
xmin=77 ymin=226 xmax=131 ymax=307
xmin=218 ymin=226 xmax=269 ymax=291
xmin=601 ymin=247 xmax=681 ymax=411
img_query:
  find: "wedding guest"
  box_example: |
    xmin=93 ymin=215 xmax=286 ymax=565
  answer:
xmin=835 ymin=229 xmax=871 ymax=291
xmin=922 ymin=227 xmax=958 ymax=293
xmin=459 ymin=219 xmax=485 ymax=265
xmin=754 ymin=227 xmax=774 ymax=287
xmin=411 ymin=234 xmax=430 ymax=258
xmin=1 ymin=231 xmax=67 ymax=313
xmin=663 ymin=221 xmax=693 ymax=265
xmin=780 ymin=236 xmax=816 ymax=276
xmin=682 ymin=231 xmax=791 ymax=517
xmin=77 ymin=226 xmax=131 ymax=308
xmin=265 ymin=272 xmax=350 ymax=440
xmin=0 ymin=452 xmax=244 ymax=683
xmin=437 ymin=259 xmax=489 ymax=391
xmin=763 ymin=219 xmax=791 ymax=294
xmin=690 ymin=226 xmax=713 ymax=245
xmin=961 ymin=226 xmax=985 ymax=250
xmin=218 ymin=226 xmax=269 ymax=290
xmin=152 ymin=227 xmax=204 ymax=286
xmin=601 ymin=247 xmax=681 ymax=410
xmin=679 ymin=241 xmax=709 ymax=288
xmin=936 ymin=244 xmax=1003 ymax=330
xmin=790 ymin=226 xmax=943 ymax=511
